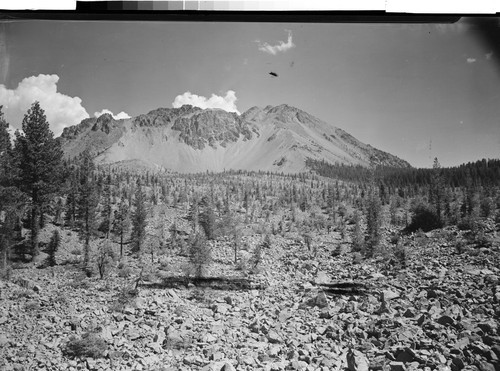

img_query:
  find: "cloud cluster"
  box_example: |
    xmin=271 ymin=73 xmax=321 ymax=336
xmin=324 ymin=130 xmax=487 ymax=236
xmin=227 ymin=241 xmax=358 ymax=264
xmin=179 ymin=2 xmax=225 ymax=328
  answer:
xmin=0 ymin=74 xmax=89 ymax=136
xmin=466 ymin=57 xmax=477 ymax=63
xmin=257 ymin=30 xmax=295 ymax=56
xmin=172 ymin=90 xmax=240 ymax=114
xmin=94 ymin=109 xmax=130 ymax=120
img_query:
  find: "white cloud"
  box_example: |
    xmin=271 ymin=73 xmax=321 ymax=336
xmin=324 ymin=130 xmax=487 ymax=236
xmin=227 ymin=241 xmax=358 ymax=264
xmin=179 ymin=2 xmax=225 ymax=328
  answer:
xmin=486 ymin=51 xmax=493 ymax=60
xmin=466 ymin=57 xmax=477 ymax=63
xmin=94 ymin=109 xmax=130 ymax=120
xmin=172 ymin=90 xmax=240 ymax=114
xmin=257 ymin=30 xmax=295 ymax=56
xmin=0 ymin=74 xmax=89 ymax=137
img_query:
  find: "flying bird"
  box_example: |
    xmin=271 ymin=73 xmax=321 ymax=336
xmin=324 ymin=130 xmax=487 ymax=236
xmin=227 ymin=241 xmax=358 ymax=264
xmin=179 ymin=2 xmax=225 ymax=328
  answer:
xmin=269 ymin=71 xmax=278 ymax=77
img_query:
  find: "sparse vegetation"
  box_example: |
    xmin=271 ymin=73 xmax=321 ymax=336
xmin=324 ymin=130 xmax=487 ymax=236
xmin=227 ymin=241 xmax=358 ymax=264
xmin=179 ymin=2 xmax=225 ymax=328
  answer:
xmin=62 ymin=332 xmax=107 ymax=359
xmin=1 ymin=100 xmax=499 ymax=371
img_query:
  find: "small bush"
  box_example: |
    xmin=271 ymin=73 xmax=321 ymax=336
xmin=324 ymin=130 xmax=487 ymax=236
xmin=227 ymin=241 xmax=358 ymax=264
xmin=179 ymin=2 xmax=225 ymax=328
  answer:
xmin=0 ymin=266 xmax=12 ymax=281
xmin=110 ymin=283 xmax=139 ymax=312
xmin=406 ymin=203 xmax=443 ymax=233
xmin=67 ymin=275 xmax=90 ymax=290
xmin=10 ymin=288 xmax=32 ymax=300
xmin=117 ymin=265 xmax=133 ymax=278
xmin=95 ymin=241 xmax=116 ymax=279
xmin=393 ymin=243 xmax=407 ymax=268
xmin=24 ymin=300 xmax=40 ymax=311
xmin=250 ymin=244 xmax=263 ymax=273
xmin=352 ymin=251 xmax=363 ymax=264
xmin=70 ymin=248 xmax=82 ymax=256
xmin=455 ymin=240 xmax=467 ymax=254
xmin=62 ymin=332 xmax=107 ymax=358
xmin=46 ymin=230 xmax=61 ymax=267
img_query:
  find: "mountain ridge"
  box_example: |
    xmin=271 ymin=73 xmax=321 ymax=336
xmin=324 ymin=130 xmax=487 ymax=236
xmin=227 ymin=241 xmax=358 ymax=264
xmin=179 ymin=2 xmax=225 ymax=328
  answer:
xmin=59 ymin=104 xmax=411 ymax=173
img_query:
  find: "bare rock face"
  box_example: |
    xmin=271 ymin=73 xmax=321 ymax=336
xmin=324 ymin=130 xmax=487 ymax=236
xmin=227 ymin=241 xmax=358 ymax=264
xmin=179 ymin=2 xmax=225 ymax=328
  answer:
xmin=59 ymin=103 xmax=411 ymax=173
xmin=172 ymin=109 xmax=254 ymax=149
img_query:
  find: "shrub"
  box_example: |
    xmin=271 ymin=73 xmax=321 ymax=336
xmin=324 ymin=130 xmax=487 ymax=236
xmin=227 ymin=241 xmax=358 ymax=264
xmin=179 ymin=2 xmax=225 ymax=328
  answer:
xmin=95 ymin=241 xmax=116 ymax=279
xmin=393 ymin=242 xmax=407 ymax=268
xmin=110 ymin=283 xmax=139 ymax=312
xmin=406 ymin=203 xmax=443 ymax=233
xmin=187 ymin=232 xmax=212 ymax=278
xmin=46 ymin=230 xmax=61 ymax=267
xmin=62 ymin=332 xmax=107 ymax=358
xmin=24 ymin=300 xmax=40 ymax=311
xmin=117 ymin=265 xmax=133 ymax=278
xmin=250 ymin=244 xmax=263 ymax=273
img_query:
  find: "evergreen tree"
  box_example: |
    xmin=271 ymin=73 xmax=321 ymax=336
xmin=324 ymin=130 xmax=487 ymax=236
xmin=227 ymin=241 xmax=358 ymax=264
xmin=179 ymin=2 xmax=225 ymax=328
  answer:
xmin=351 ymin=210 xmax=364 ymax=252
xmin=98 ymin=174 xmax=113 ymax=238
xmin=429 ymin=157 xmax=444 ymax=225
xmin=13 ymin=102 xmax=63 ymax=257
xmin=130 ymin=181 xmax=147 ymax=253
xmin=365 ymin=188 xmax=382 ymax=256
xmin=0 ymin=109 xmax=28 ymax=269
xmin=46 ymin=229 xmax=61 ymax=267
xmin=64 ymin=166 xmax=79 ymax=229
xmin=76 ymin=150 xmax=99 ymax=270
xmin=187 ymin=196 xmax=200 ymax=233
xmin=188 ymin=231 xmax=211 ymax=278
xmin=199 ymin=195 xmax=216 ymax=240
xmin=112 ymin=196 xmax=130 ymax=258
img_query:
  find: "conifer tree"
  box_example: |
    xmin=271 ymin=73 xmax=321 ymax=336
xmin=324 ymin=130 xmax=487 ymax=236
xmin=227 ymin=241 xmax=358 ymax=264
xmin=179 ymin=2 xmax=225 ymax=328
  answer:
xmin=365 ymin=188 xmax=382 ymax=257
xmin=76 ymin=150 xmax=99 ymax=270
xmin=64 ymin=166 xmax=79 ymax=229
xmin=131 ymin=181 xmax=147 ymax=253
xmin=199 ymin=195 xmax=216 ymax=240
xmin=429 ymin=157 xmax=444 ymax=225
xmin=112 ymin=195 xmax=130 ymax=258
xmin=0 ymin=109 xmax=27 ymax=270
xmin=46 ymin=229 xmax=61 ymax=267
xmin=13 ymin=102 xmax=63 ymax=257
xmin=98 ymin=174 xmax=113 ymax=238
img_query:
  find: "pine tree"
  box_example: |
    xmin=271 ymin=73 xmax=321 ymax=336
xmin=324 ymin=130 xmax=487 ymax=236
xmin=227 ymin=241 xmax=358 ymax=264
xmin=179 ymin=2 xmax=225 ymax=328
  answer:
xmin=76 ymin=150 xmax=99 ymax=270
xmin=112 ymin=195 xmax=130 ymax=258
xmin=352 ymin=210 xmax=364 ymax=252
xmin=365 ymin=188 xmax=382 ymax=257
xmin=429 ymin=157 xmax=444 ymax=225
xmin=64 ymin=166 xmax=79 ymax=229
xmin=131 ymin=181 xmax=147 ymax=253
xmin=0 ymin=109 xmax=28 ymax=270
xmin=187 ymin=196 xmax=199 ymax=233
xmin=188 ymin=231 xmax=211 ymax=278
xmin=13 ymin=102 xmax=63 ymax=257
xmin=98 ymin=174 xmax=113 ymax=238
xmin=199 ymin=195 xmax=216 ymax=240
xmin=46 ymin=229 xmax=61 ymax=267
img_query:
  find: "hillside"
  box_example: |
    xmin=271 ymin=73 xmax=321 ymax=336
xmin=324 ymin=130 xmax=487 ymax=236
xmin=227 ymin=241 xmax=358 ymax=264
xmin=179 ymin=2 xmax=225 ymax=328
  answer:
xmin=59 ymin=104 xmax=411 ymax=173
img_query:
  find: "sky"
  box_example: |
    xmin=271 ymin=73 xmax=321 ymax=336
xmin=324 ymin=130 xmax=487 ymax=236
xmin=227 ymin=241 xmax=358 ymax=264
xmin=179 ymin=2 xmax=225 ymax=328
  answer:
xmin=1 ymin=18 xmax=499 ymax=168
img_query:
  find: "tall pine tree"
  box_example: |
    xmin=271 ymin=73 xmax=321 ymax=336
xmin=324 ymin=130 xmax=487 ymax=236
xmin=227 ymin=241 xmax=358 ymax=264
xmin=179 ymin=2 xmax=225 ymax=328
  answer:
xmin=112 ymin=195 xmax=130 ymax=258
xmin=131 ymin=180 xmax=147 ymax=253
xmin=13 ymin=102 xmax=63 ymax=257
xmin=0 ymin=107 xmax=28 ymax=270
xmin=76 ymin=150 xmax=99 ymax=270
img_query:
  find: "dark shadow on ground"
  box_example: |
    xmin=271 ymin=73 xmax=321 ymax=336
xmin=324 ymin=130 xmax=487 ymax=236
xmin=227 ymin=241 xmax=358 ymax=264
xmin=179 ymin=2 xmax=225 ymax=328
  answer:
xmin=139 ymin=276 xmax=267 ymax=290
xmin=318 ymin=281 xmax=369 ymax=295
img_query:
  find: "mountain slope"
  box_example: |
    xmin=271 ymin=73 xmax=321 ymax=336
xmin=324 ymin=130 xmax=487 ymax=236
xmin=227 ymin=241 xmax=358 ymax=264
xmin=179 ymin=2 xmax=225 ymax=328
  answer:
xmin=59 ymin=104 xmax=411 ymax=173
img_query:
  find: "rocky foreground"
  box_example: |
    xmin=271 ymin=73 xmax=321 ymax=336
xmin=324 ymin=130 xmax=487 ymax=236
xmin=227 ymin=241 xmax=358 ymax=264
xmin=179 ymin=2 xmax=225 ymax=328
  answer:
xmin=0 ymin=227 xmax=499 ymax=371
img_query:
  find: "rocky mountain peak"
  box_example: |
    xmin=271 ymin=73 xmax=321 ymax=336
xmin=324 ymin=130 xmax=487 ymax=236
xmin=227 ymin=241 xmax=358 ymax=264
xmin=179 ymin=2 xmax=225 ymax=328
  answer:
xmin=59 ymin=102 xmax=411 ymax=172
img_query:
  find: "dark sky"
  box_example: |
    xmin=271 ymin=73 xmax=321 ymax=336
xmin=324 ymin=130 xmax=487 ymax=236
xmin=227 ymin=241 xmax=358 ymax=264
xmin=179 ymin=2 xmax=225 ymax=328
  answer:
xmin=1 ymin=18 xmax=499 ymax=168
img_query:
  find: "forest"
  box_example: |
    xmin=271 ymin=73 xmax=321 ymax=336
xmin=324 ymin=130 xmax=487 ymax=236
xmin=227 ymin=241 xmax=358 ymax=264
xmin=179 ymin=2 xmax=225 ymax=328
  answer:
xmin=1 ymin=102 xmax=499 ymax=371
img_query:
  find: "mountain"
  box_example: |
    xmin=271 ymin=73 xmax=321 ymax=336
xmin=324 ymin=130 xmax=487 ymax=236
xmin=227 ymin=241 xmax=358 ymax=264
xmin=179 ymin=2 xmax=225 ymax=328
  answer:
xmin=59 ymin=104 xmax=411 ymax=173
